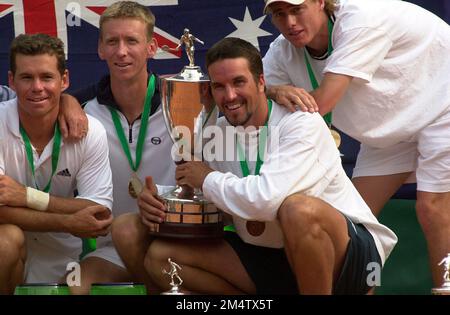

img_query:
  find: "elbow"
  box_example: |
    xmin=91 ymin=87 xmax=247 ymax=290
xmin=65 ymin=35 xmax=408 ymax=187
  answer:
xmin=265 ymin=197 xmax=285 ymax=221
xmin=244 ymin=195 xmax=283 ymax=222
xmin=246 ymin=181 xmax=285 ymax=221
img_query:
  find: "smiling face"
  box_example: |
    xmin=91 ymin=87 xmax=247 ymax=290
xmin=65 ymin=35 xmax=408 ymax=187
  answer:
xmin=269 ymin=0 xmax=325 ymax=48
xmin=9 ymin=53 xmax=68 ymax=120
xmin=208 ymin=57 xmax=267 ymax=128
xmin=98 ymin=18 xmax=157 ymax=82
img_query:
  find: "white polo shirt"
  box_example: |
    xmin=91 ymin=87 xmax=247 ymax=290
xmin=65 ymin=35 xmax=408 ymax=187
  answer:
xmin=0 ymin=99 xmax=113 ymax=282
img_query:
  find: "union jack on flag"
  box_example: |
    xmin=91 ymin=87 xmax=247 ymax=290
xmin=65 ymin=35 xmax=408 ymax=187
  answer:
xmin=0 ymin=0 xmax=279 ymax=90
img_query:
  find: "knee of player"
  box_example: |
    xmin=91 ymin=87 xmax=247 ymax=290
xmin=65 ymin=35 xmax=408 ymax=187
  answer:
xmin=111 ymin=213 xmax=141 ymax=243
xmin=145 ymin=240 xmax=183 ymax=276
xmin=416 ymin=195 xmax=450 ymax=232
xmin=0 ymin=224 xmax=26 ymax=260
xmin=146 ymin=240 xmax=174 ymax=263
xmin=278 ymin=193 xmax=322 ymax=229
xmin=144 ymin=241 xmax=166 ymax=278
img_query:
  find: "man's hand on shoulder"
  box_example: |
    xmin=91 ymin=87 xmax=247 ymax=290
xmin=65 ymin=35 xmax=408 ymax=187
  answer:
xmin=266 ymin=85 xmax=318 ymax=113
xmin=59 ymin=94 xmax=88 ymax=141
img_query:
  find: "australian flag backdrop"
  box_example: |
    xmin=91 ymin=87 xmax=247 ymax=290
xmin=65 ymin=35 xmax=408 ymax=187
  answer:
xmin=0 ymin=0 xmax=448 ymax=92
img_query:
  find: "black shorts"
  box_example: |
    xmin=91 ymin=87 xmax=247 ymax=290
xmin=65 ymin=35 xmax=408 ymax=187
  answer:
xmin=224 ymin=216 xmax=381 ymax=295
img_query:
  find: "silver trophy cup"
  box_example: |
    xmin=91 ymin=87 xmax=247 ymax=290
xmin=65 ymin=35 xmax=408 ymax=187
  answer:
xmin=154 ymin=30 xmax=223 ymax=239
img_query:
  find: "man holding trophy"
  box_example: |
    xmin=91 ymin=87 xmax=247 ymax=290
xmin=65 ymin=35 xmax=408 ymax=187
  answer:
xmin=62 ymin=2 xmax=220 ymax=293
xmin=142 ymin=37 xmax=397 ymax=294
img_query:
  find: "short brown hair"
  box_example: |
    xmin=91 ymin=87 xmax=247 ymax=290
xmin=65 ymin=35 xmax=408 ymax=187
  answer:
xmin=206 ymin=37 xmax=263 ymax=83
xmin=10 ymin=33 xmax=66 ymax=75
xmin=99 ymin=1 xmax=155 ymax=40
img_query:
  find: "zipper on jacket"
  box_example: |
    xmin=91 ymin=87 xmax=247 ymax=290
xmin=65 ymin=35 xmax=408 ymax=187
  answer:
xmin=128 ymin=123 xmax=133 ymax=143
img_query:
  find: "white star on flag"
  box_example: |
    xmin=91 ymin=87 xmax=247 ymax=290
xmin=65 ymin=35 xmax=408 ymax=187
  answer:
xmin=226 ymin=7 xmax=272 ymax=51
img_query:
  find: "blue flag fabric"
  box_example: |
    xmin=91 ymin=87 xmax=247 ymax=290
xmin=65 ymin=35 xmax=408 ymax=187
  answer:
xmin=0 ymin=0 xmax=448 ymax=91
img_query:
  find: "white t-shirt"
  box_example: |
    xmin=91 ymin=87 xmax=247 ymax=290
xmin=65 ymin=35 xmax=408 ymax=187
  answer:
xmin=0 ymin=99 xmax=113 ymax=281
xmin=202 ymin=102 xmax=397 ymax=264
xmin=263 ymin=0 xmax=450 ymax=148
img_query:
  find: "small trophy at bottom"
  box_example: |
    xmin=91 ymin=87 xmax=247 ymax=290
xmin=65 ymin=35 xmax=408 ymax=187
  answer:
xmin=161 ymin=258 xmax=185 ymax=295
xmin=431 ymin=253 xmax=450 ymax=295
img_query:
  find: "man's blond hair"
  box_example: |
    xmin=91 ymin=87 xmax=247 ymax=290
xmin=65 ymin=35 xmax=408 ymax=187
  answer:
xmin=99 ymin=1 xmax=155 ymax=40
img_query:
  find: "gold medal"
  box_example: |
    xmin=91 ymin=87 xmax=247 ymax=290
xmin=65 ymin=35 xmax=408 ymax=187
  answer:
xmin=330 ymin=129 xmax=341 ymax=148
xmin=246 ymin=221 xmax=266 ymax=237
xmin=128 ymin=173 xmax=143 ymax=199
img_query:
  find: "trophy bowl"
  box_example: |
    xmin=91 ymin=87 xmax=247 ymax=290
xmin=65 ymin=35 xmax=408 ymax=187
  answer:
xmin=153 ymin=65 xmax=223 ymax=239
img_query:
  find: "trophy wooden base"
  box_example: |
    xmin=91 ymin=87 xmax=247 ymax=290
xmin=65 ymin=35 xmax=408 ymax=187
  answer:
xmin=149 ymin=186 xmax=224 ymax=239
xmin=154 ymin=222 xmax=224 ymax=239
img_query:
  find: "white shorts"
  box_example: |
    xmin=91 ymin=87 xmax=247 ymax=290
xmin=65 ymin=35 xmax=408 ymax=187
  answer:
xmin=353 ymin=109 xmax=450 ymax=193
xmin=25 ymin=233 xmax=81 ymax=283
xmin=82 ymin=235 xmax=125 ymax=269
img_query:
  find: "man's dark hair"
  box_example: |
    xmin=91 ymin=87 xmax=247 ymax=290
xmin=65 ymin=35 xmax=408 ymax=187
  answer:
xmin=206 ymin=37 xmax=263 ymax=83
xmin=10 ymin=33 xmax=66 ymax=75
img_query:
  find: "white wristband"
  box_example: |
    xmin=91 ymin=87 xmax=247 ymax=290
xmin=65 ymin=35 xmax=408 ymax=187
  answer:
xmin=26 ymin=187 xmax=50 ymax=211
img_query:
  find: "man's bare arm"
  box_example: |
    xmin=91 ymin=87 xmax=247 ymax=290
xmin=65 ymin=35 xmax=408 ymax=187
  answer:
xmin=58 ymin=93 xmax=88 ymax=141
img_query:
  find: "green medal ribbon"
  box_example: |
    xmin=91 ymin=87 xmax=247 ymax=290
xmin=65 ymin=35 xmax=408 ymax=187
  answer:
xmin=304 ymin=18 xmax=334 ymax=126
xmin=21 ymin=120 xmax=95 ymax=258
xmin=236 ymin=100 xmax=273 ymax=177
xmin=80 ymin=238 xmax=97 ymax=260
xmin=20 ymin=123 xmax=62 ymax=193
xmin=109 ymin=74 xmax=156 ymax=172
